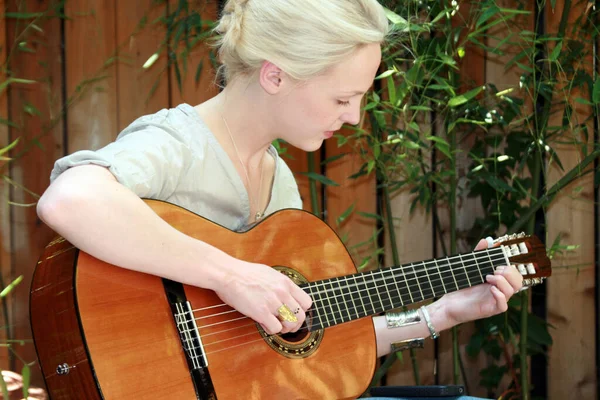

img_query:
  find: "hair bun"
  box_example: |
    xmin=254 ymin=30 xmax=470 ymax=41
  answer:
xmin=217 ymin=0 xmax=250 ymax=44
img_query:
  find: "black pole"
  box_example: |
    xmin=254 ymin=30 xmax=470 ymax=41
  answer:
xmin=593 ymin=0 xmax=600 ymax=397
xmin=530 ymin=2 xmax=548 ymax=398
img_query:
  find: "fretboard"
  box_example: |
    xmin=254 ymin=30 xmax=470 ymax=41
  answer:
xmin=301 ymin=247 xmax=507 ymax=331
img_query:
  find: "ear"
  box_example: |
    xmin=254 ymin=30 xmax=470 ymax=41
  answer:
xmin=258 ymin=61 xmax=284 ymax=95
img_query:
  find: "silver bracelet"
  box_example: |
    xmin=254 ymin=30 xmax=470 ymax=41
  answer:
xmin=391 ymin=338 xmax=425 ymax=353
xmin=420 ymin=306 xmax=439 ymax=339
xmin=385 ymin=309 xmax=421 ymax=329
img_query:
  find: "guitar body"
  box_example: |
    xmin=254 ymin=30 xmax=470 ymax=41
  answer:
xmin=30 ymin=200 xmax=376 ymax=400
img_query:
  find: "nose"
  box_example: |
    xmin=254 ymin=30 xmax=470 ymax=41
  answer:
xmin=341 ymin=102 xmax=361 ymax=126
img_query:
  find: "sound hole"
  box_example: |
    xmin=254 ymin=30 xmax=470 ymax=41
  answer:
xmin=280 ymin=321 xmax=310 ymax=343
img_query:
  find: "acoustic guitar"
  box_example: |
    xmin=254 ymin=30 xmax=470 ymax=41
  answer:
xmin=30 ymin=199 xmax=551 ymax=400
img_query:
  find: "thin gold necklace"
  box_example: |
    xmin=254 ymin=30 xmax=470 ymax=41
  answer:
xmin=221 ymin=115 xmax=265 ymax=221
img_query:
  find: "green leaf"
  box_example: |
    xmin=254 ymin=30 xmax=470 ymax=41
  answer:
xmin=0 ymin=138 xmax=20 ymax=156
xmin=194 ymin=60 xmax=204 ymax=84
xmin=592 ymin=79 xmax=600 ymax=104
xmin=357 ymin=211 xmax=383 ymax=221
xmin=21 ymin=364 xmax=30 ymax=398
xmin=4 ymin=12 xmax=44 ymax=19
xmin=0 ymin=117 xmax=18 ymax=128
xmin=477 ymin=6 xmax=499 ymax=28
xmin=320 ymin=153 xmax=347 ymax=165
xmin=427 ymin=136 xmax=452 ymax=159
xmin=375 ymin=69 xmax=395 ymax=80
xmin=298 ymin=172 xmax=339 ymax=187
xmin=336 ymin=204 xmax=355 ymax=226
xmin=549 ymin=40 xmax=562 ymax=62
xmin=0 ymin=275 xmax=23 ymax=297
xmin=448 ymin=86 xmax=484 ymax=107
xmin=383 ymin=7 xmax=408 ymax=29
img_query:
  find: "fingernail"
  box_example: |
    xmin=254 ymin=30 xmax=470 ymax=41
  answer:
xmin=495 ymin=266 xmax=505 ymax=273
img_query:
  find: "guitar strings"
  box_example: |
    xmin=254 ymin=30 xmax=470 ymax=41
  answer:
xmin=191 ymin=247 xmax=508 ymax=313
xmin=190 ymin=250 xmax=507 ymax=337
xmin=197 ymin=252 xmax=507 ymax=337
xmin=192 ymin=253 xmax=510 ymax=357
xmin=193 ymin=251 xmax=508 ymax=333
xmin=175 ymin=250 xmax=514 ymax=355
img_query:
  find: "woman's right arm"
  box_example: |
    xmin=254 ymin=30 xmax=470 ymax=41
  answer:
xmin=37 ymin=164 xmax=311 ymax=334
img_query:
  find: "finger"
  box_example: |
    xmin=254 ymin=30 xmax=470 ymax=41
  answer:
xmin=278 ymin=300 xmax=304 ymax=333
xmin=260 ymin=314 xmax=283 ymax=335
xmin=474 ymin=238 xmax=488 ymax=251
xmin=490 ymin=286 xmax=508 ymax=312
xmin=501 ymin=265 xmax=523 ymax=292
xmin=290 ymin=283 xmax=313 ymax=311
xmin=486 ymin=274 xmax=515 ymax=298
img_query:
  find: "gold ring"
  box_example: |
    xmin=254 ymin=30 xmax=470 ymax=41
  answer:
xmin=277 ymin=304 xmax=298 ymax=323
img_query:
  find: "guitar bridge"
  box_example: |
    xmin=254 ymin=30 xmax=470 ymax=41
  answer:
xmin=175 ymin=301 xmax=208 ymax=370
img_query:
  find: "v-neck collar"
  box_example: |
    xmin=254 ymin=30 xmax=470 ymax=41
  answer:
xmin=178 ymin=103 xmax=279 ymax=225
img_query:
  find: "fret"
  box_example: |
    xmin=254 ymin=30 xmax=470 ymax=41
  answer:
xmin=485 ymin=249 xmax=501 ymax=274
xmin=338 ymin=276 xmax=356 ymax=322
xmin=448 ymin=255 xmax=470 ymax=291
xmin=362 ymin=272 xmax=383 ymax=314
xmin=433 ymin=258 xmax=448 ymax=295
xmin=422 ymin=261 xmax=436 ymax=298
xmin=311 ymin=282 xmax=332 ymax=328
xmin=416 ymin=261 xmax=434 ymax=300
xmin=351 ymin=274 xmax=368 ymax=318
xmin=458 ymin=254 xmax=472 ymax=287
xmin=391 ymin=266 xmax=413 ymax=305
xmin=461 ymin=252 xmax=485 ymax=285
xmin=379 ymin=269 xmax=397 ymax=310
xmin=386 ymin=266 xmax=404 ymax=308
xmin=305 ymin=284 xmax=324 ymax=330
xmin=436 ymin=256 xmax=460 ymax=293
xmin=381 ymin=268 xmax=404 ymax=309
xmin=305 ymin=247 xmax=509 ymax=331
xmin=370 ymin=271 xmax=392 ymax=313
xmin=404 ymin=263 xmax=425 ymax=304
xmin=324 ymin=278 xmax=344 ymax=325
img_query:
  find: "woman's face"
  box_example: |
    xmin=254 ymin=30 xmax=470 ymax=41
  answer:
xmin=274 ymin=44 xmax=382 ymax=152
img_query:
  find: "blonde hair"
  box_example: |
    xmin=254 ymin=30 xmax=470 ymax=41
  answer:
xmin=213 ymin=0 xmax=389 ymax=83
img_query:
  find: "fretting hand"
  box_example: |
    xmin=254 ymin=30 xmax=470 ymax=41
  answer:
xmin=431 ymin=239 xmax=524 ymax=331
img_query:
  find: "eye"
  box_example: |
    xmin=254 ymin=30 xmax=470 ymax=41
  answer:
xmin=337 ymin=100 xmax=351 ymax=107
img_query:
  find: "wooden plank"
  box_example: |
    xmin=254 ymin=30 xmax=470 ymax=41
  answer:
xmin=168 ymin=0 xmax=219 ymax=107
xmin=546 ymin=0 xmax=596 ymax=398
xmin=6 ymin=0 xmax=65 ymax=387
xmin=325 ymin=131 xmax=377 ymax=267
xmin=0 ymin=0 xmax=11 ymax=372
xmin=284 ymin=147 xmax=319 ymax=213
xmin=65 ymin=0 xmax=117 ymax=153
xmin=385 ymin=190 xmax=435 ymax=386
xmin=116 ymin=0 xmax=170 ymax=130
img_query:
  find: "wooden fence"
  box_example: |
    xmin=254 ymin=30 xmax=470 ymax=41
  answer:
xmin=0 ymin=0 xmax=596 ymax=398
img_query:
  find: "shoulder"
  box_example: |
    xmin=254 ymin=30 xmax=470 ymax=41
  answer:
xmin=117 ymin=103 xmax=211 ymax=150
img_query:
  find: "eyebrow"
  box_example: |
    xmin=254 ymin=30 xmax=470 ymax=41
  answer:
xmin=341 ymin=90 xmax=366 ymax=96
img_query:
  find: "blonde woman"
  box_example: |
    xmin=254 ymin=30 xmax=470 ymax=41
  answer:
xmin=37 ymin=0 xmax=522 ymax=398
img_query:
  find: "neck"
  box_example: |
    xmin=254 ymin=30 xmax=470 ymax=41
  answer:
xmin=206 ymin=79 xmax=275 ymax=167
xmin=301 ymin=246 xmax=508 ymax=331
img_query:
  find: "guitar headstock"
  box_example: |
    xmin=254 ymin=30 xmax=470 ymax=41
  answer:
xmin=488 ymin=232 xmax=552 ymax=289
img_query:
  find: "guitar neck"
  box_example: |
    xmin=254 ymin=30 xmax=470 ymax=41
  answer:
xmin=301 ymin=247 xmax=507 ymax=330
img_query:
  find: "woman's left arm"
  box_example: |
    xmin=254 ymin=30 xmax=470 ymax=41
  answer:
xmin=373 ymin=239 xmax=524 ymax=358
